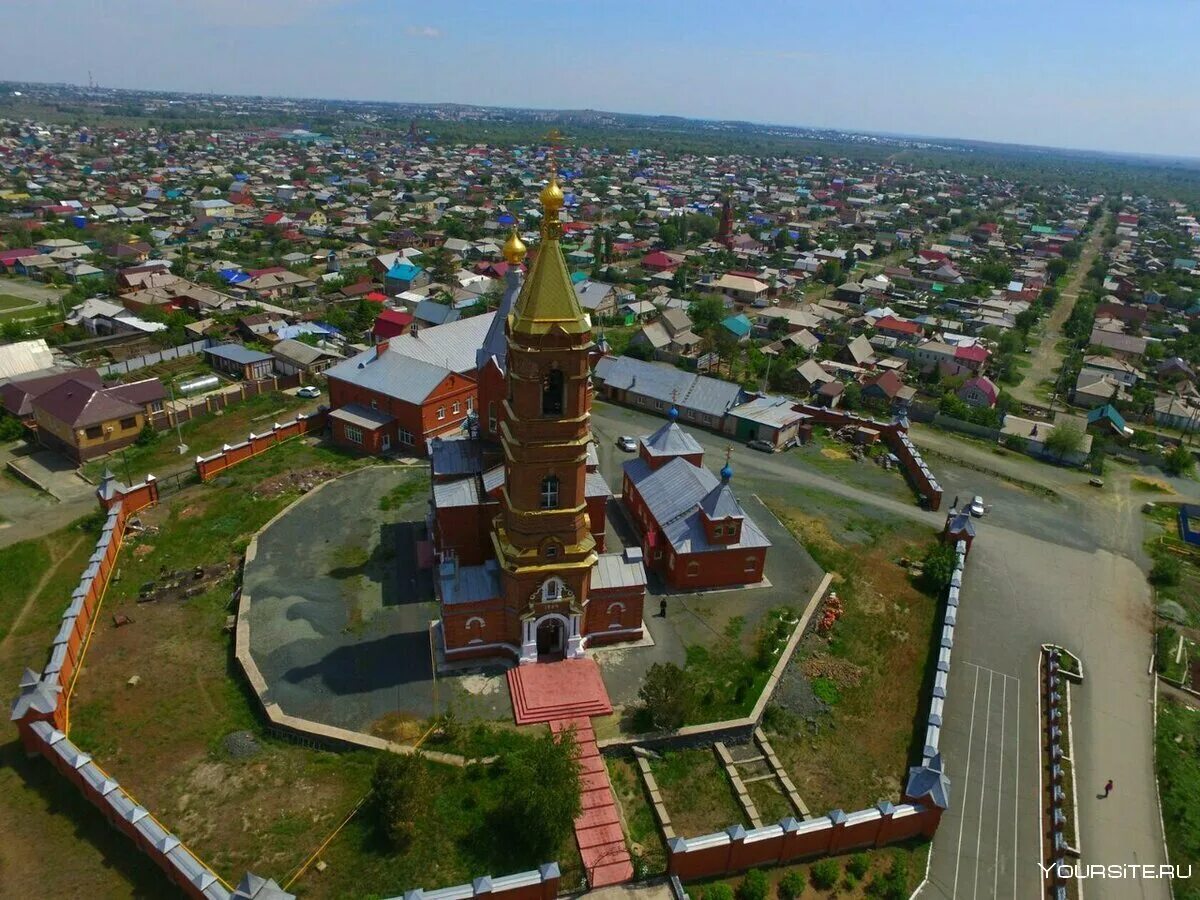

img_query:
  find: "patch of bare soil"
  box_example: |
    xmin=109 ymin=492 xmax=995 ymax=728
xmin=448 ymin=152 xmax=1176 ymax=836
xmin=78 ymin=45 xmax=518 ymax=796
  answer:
xmin=253 ymin=468 xmax=336 ymax=500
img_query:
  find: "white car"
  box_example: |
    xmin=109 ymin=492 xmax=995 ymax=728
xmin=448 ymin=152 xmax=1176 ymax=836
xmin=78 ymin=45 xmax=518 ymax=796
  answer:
xmin=967 ymin=495 xmax=985 ymax=517
xmin=297 ymin=385 xmax=321 ymax=398
xmin=617 ymin=435 xmax=637 ymax=452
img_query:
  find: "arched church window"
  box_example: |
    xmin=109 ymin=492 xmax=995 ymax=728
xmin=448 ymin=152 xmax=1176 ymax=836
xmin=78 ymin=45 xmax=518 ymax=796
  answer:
xmin=488 ymin=401 xmax=497 ymax=433
xmin=542 ymin=368 xmax=565 ymax=416
xmin=541 ymin=577 xmax=564 ymax=602
xmin=540 ymin=475 xmax=559 ymax=509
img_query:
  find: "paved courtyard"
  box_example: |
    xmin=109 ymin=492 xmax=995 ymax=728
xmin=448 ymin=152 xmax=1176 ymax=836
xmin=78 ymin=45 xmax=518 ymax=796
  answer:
xmin=243 ymin=465 xmax=513 ymax=731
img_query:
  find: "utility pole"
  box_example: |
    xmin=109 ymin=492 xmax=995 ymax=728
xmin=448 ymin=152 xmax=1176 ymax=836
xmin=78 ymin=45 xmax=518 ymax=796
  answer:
xmin=167 ymin=381 xmax=187 ymax=454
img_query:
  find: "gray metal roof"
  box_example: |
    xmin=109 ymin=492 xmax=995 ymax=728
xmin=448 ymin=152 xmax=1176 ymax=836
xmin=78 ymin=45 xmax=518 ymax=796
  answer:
xmin=371 ymin=312 xmax=494 ymax=374
xmin=641 ymin=419 xmax=703 ymax=457
xmin=203 ymin=343 xmax=273 ymax=365
xmin=592 ymin=551 xmax=648 ymax=590
xmin=328 ymin=403 xmax=394 ymax=429
xmin=429 ymin=436 xmax=483 ymax=477
xmin=585 ymin=470 xmax=613 ymax=498
xmin=699 ymin=479 xmax=744 ymax=520
xmin=729 ymin=395 xmax=805 ymax=428
xmin=439 ymin=561 xmax=500 ymax=605
xmin=326 ymin=348 xmax=455 ymax=405
xmin=625 ymin=456 xmax=770 ymax=554
xmin=594 ymin=356 xmax=743 ymax=417
xmin=432 ymin=476 xmax=481 ymax=509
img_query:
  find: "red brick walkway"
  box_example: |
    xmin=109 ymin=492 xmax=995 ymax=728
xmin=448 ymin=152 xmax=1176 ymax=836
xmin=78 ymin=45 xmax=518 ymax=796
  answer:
xmin=507 ymin=661 xmax=632 ymax=888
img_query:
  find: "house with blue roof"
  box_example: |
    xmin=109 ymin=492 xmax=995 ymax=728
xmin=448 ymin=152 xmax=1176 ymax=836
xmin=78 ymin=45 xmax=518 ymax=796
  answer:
xmin=384 ymin=262 xmax=428 ymax=295
xmin=720 ymin=313 xmax=753 ymax=341
xmin=1086 ymin=404 xmax=1133 ymax=439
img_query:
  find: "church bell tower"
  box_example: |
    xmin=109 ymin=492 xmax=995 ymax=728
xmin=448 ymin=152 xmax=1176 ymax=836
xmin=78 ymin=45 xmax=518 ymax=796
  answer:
xmin=491 ymin=165 xmax=597 ymax=662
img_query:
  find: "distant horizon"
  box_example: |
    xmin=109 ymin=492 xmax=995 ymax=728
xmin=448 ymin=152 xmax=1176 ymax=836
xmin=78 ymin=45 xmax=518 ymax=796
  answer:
xmin=10 ymin=76 xmax=1200 ymax=172
xmin=1 ymin=0 xmax=1196 ymax=160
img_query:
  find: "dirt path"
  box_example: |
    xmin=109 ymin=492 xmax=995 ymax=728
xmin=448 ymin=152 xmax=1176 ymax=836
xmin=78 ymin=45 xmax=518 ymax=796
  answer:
xmin=1009 ymin=214 xmax=1110 ymax=408
xmin=0 ymin=532 xmax=86 ymax=650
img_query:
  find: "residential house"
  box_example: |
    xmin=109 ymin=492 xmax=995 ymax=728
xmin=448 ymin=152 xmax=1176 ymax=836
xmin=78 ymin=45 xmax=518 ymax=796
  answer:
xmin=203 ymin=344 xmax=275 ymax=380
xmin=325 ymin=343 xmax=476 ymax=455
xmin=29 ymin=377 xmax=165 ymax=462
xmin=271 ymin=339 xmax=341 ymax=376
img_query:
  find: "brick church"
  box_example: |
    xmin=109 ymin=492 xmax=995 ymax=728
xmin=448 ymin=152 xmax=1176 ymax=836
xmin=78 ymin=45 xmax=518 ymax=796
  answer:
xmin=432 ymin=170 xmax=647 ymax=664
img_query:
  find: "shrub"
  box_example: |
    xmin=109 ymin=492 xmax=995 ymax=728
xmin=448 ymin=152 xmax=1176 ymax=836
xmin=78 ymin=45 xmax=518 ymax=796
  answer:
xmin=1150 ymin=553 xmax=1182 ymax=588
xmin=1164 ymin=445 xmax=1196 ymax=477
xmin=810 ymin=858 xmax=840 ymax=890
xmin=638 ymin=662 xmax=696 ymax=730
xmin=919 ymin=542 xmax=959 ymax=595
xmin=136 ymin=423 xmax=160 ymax=447
xmin=737 ymin=869 xmax=769 ymax=900
xmin=866 ymin=853 xmax=910 ymax=899
xmin=0 ymin=412 xmax=25 ymax=442
xmin=777 ymin=870 xmax=805 ymax=900
xmin=848 ymin=852 xmax=871 ymax=879
xmin=705 ymin=884 xmax=735 ymax=900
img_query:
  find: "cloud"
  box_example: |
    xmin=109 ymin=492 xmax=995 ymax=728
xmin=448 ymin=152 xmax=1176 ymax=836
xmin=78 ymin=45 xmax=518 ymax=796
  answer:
xmin=405 ymin=25 xmax=441 ymax=39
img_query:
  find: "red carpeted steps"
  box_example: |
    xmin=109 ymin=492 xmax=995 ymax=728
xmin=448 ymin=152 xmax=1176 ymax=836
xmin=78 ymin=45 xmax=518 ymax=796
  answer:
xmin=506 ymin=659 xmax=613 ymax=725
xmin=548 ymin=716 xmax=633 ymax=887
xmin=508 ymin=662 xmax=632 ymax=888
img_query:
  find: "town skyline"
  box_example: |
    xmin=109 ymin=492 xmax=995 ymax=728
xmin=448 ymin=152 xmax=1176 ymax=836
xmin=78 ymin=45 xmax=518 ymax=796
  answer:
xmin=1 ymin=0 xmax=1197 ymax=159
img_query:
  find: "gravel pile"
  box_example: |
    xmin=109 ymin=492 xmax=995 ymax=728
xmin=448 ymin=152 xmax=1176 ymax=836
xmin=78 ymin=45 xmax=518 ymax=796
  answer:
xmin=223 ymin=730 xmax=261 ymax=759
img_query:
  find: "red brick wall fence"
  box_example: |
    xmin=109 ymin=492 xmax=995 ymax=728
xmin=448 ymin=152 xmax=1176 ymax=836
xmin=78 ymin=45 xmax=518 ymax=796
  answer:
xmin=10 ymin=472 xmax=560 ymax=900
xmin=667 ymin=803 xmax=942 ymax=881
xmin=195 ymin=410 xmax=327 ymax=481
xmin=794 ymin=405 xmax=943 ymax=511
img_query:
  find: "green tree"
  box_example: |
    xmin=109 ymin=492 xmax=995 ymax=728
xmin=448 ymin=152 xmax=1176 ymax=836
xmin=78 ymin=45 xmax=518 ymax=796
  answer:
xmin=688 ymin=295 xmax=726 ymax=332
xmin=1045 ymin=420 xmax=1085 ymax=459
xmin=497 ymin=730 xmax=581 ymax=860
xmin=372 ymin=752 xmax=431 ymax=849
xmin=638 ymin=662 xmax=696 ymax=730
xmin=777 ymin=870 xmax=805 ymax=900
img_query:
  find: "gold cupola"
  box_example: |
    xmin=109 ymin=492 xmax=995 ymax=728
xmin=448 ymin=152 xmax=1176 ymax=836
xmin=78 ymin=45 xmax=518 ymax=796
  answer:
xmin=502 ymin=227 xmax=527 ymax=264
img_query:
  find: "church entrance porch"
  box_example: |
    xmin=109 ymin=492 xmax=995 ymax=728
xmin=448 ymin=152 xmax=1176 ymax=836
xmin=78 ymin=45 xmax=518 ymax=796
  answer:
xmin=536 ymin=616 xmax=564 ymax=659
xmin=519 ymin=611 xmax=585 ymax=664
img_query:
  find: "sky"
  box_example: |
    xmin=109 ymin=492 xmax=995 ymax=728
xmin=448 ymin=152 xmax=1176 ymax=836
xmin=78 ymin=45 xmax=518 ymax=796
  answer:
xmin=0 ymin=0 xmax=1197 ymax=158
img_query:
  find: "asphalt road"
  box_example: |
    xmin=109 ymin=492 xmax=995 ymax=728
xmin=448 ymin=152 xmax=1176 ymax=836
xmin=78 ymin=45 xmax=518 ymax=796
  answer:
xmin=589 ymin=400 xmax=1175 ymax=900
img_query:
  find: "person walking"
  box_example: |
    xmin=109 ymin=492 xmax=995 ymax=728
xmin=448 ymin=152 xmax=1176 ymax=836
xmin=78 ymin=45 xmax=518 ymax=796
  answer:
xmin=1103 ymin=779 xmax=1113 ymax=798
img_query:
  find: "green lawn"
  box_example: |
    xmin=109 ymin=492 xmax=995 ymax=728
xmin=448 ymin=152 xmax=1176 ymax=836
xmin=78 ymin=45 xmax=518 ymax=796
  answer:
xmin=1156 ymin=699 xmax=1200 ymax=900
xmin=0 ymin=293 xmax=36 ymax=311
xmin=651 ymin=749 xmax=744 ymax=837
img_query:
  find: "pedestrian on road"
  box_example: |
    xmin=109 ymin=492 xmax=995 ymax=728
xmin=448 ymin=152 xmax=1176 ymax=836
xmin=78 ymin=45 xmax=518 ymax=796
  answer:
xmin=659 ymin=599 xmax=667 ymax=618
xmin=1103 ymin=779 xmax=1113 ymax=798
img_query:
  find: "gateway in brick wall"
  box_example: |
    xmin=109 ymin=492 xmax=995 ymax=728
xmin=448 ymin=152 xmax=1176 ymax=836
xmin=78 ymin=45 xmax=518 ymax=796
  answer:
xmin=433 ymin=171 xmax=647 ymax=665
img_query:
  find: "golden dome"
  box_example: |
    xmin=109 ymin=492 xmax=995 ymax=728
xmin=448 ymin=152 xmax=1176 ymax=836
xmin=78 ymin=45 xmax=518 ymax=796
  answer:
xmin=539 ymin=173 xmax=564 ymax=213
xmin=502 ymin=228 xmax=527 ymax=264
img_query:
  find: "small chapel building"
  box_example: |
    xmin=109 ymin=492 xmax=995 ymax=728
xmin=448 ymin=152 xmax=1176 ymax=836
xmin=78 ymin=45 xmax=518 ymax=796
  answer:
xmin=621 ymin=408 xmax=771 ymax=590
xmin=432 ymin=169 xmax=647 ymax=664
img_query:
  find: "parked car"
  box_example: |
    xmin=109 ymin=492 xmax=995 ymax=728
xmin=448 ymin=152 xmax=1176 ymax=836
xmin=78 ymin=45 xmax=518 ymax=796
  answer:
xmin=967 ymin=495 xmax=985 ymax=517
xmin=747 ymin=439 xmax=775 ymax=453
xmin=1088 ymin=477 xmax=1105 ymax=488
xmin=617 ymin=435 xmax=637 ymax=452
xmin=297 ymin=385 xmax=321 ymax=398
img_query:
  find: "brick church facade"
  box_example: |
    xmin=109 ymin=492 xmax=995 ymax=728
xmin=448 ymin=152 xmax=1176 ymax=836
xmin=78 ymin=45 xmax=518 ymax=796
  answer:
xmin=433 ymin=171 xmax=647 ymax=663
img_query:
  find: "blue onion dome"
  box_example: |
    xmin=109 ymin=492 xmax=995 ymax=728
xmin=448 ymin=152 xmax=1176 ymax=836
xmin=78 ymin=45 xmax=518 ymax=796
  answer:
xmin=668 ymin=406 xmax=679 ymax=420
xmin=720 ymin=463 xmax=733 ymax=481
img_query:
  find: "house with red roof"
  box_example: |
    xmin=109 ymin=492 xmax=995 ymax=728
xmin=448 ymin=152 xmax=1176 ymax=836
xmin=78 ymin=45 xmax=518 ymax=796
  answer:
xmin=641 ymin=250 xmax=683 ymax=273
xmin=372 ymin=309 xmax=414 ymax=342
xmin=874 ymin=315 xmax=923 ymax=342
xmin=958 ymin=376 xmax=999 ymax=408
xmin=952 ymin=343 xmax=990 ymax=373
